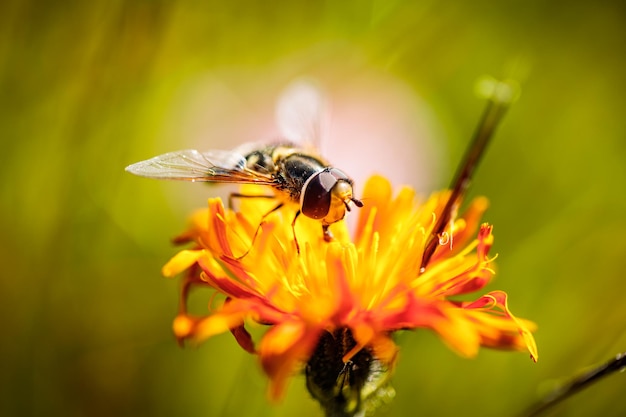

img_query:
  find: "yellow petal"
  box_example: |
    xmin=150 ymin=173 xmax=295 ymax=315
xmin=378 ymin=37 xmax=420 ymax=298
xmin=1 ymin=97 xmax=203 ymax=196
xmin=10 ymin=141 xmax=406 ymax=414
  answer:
xmin=194 ymin=312 xmax=246 ymax=342
xmin=260 ymin=320 xmax=306 ymax=356
xmin=161 ymin=249 xmax=204 ymax=277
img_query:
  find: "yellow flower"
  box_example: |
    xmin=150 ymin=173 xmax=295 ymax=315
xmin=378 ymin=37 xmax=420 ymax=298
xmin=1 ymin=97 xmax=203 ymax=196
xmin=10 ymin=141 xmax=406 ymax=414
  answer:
xmin=163 ymin=175 xmax=538 ymax=413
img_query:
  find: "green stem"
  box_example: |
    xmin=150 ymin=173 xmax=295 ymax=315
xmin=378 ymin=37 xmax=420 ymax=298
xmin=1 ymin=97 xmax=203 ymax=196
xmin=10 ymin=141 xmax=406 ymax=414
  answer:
xmin=521 ymin=352 xmax=626 ymax=416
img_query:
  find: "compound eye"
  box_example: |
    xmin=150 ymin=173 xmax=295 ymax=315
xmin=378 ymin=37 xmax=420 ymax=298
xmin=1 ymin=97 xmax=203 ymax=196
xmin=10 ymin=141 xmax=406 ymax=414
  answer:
xmin=301 ymin=170 xmax=336 ymax=219
xmin=328 ymin=168 xmax=351 ymax=182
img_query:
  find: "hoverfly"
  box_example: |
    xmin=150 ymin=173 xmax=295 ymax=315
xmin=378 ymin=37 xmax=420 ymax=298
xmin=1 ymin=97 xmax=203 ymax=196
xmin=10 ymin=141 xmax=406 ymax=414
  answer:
xmin=125 ymin=82 xmax=363 ymax=251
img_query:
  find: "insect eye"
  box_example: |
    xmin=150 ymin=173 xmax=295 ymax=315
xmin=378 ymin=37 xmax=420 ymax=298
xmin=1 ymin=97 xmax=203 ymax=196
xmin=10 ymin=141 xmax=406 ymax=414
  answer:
xmin=301 ymin=170 xmax=336 ymax=219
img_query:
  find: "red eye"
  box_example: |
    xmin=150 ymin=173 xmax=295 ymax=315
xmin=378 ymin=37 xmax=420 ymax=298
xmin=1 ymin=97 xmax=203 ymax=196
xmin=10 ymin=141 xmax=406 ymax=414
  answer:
xmin=301 ymin=170 xmax=337 ymax=219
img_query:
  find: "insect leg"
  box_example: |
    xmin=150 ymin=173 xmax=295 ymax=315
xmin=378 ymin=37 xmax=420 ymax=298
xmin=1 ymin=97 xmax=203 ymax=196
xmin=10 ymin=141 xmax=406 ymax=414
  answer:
xmin=235 ymin=202 xmax=284 ymax=260
xmin=322 ymin=224 xmax=334 ymax=242
xmin=228 ymin=192 xmax=275 ymax=210
xmin=337 ymin=360 xmax=354 ymax=391
xmin=291 ymin=210 xmax=301 ymax=254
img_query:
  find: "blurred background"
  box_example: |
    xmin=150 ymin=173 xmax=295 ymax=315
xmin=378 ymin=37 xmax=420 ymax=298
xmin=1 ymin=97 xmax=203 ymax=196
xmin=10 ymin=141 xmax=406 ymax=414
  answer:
xmin=2 ymin=0 xmax=625 ymax=416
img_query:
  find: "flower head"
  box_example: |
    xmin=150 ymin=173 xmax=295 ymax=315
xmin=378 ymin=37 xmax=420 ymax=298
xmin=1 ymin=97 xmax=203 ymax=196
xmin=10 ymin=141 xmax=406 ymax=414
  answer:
xmin=164 ymin=175 xmax=538 ymax=415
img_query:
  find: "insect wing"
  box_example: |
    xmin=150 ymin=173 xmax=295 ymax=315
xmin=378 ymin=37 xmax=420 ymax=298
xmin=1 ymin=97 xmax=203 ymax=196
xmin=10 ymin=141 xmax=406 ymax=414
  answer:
xmin=276 ymin=81 xmax=327 ymax=152
xmin=125 ymin=149 xmax=275 ymax=184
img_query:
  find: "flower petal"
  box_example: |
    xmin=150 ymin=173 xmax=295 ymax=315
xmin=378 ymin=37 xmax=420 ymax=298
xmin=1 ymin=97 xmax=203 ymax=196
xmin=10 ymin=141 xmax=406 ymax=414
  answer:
xmin=259 ymin=321 xmax=322 ymax=400
xmin=162 ymin=249 xmax=205 ymax=277
xmin=463 ymin=290 xmax=538 ymax=362
xmin=161 ymin=173 xmax=538 ymax=405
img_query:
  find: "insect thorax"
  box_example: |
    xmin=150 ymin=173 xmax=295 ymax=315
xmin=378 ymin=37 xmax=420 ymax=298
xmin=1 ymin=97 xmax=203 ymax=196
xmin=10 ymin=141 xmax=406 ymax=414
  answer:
xmin=278 ymin=154 xmax=326 ymax=198
xmin=242 ymin=144 xmax=327 ymax=201
xmin=244 ymin=148 xmax=277 ymax=175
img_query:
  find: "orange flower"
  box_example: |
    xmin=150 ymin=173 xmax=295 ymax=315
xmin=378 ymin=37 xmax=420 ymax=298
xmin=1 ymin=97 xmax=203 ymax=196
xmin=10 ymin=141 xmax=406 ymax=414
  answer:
xmin=163 ymin=175 xmax=537 ymax=415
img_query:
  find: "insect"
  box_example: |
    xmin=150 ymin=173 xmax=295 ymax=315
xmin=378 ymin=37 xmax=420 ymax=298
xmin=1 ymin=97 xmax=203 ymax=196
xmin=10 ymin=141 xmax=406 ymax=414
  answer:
xmin=125 ymin=82 xmax=363 ymax=252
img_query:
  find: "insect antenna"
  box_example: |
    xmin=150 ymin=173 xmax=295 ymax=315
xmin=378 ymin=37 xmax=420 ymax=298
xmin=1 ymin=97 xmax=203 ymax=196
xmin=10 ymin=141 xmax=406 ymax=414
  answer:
xmin=420 ymin=80 xmax=518 ymax=272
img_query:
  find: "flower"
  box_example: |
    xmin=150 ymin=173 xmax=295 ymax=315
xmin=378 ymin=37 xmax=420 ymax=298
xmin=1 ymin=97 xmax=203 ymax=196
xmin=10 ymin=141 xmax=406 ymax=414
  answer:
xmin=163 ymin=175 xmax=538 ymax=415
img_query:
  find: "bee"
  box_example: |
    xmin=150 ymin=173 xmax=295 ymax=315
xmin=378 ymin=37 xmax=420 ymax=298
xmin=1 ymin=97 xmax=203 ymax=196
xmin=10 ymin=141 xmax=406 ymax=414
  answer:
xmin=125 ymin=82 xmax=363 ymax=251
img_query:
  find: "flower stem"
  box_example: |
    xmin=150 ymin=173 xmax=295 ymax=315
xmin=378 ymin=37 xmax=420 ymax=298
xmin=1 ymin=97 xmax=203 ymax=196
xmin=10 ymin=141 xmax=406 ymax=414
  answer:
xmin=521 ymin=352 xmax=626 ymax=416
xmin=421 ymin=79 xmax=515 ymax=271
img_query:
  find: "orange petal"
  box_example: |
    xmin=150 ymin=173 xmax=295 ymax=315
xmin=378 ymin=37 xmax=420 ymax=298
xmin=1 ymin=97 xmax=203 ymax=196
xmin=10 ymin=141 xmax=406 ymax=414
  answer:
xmin=355 ymin=175 xmax=392 ymax=242
xmin=193 ymin=312 xmax=247 ymax=342
xmin=369 ymin=333 xmax=399 ymax=366
xmin=230 ymin=324 xmax=256 ymax=354
xmin=343 ymin=322 xmax=375 ymax=362
xmin=259 ymin=321 xmax=322 ymax=401
xmin=431 ymin=308 xmax=481 ymax=358
xmin=464 ymin=291 xmax=538 ymax=362
xmin=162 ymin=250 xmax=205 ymax=277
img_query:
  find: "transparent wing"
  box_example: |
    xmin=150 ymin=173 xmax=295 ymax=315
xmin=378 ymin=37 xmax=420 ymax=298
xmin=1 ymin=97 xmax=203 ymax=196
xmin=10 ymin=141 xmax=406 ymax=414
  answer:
xmin=275 ymin=80 xmax=328 ymax=151
xmin=125 ymin=149 xmax=275 ymax=184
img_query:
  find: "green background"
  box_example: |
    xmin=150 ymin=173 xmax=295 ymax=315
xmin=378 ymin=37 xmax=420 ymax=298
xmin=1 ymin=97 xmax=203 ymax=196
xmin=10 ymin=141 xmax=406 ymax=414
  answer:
xmin=2 ymin=1 xmax=625 ymax=416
